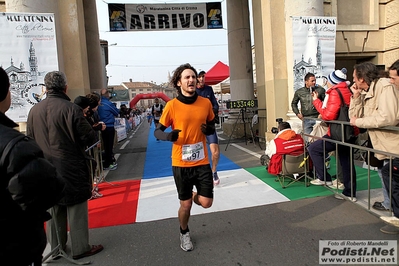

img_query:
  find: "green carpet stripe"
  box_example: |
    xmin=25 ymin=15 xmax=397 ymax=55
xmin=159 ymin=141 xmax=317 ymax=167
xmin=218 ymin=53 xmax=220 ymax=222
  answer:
xmin=246 ymin=166 xmax=333 ymax=201
xmin=245 ymin=157 xmax=382 ymax=201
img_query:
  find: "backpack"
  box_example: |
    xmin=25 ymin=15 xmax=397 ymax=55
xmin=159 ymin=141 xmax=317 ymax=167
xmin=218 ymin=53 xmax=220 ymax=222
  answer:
xmin=0 ymin=134 xmax=26 ymax=168
xmin=329 ymin=88 xmax=354 ymax=142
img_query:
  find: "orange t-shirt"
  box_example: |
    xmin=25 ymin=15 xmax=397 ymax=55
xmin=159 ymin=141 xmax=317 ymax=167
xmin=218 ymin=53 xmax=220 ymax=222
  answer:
xmin=160 ymin=96 xmax=215 ymax=167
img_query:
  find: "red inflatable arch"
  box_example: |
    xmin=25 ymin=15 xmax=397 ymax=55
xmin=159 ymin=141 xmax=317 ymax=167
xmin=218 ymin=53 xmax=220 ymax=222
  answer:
xmin=129 ymin=92 xmax=171 ymax=108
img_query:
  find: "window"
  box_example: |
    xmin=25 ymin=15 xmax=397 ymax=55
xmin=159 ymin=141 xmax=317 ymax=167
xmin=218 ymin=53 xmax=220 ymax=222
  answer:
xmin=333 ymin=0 xmax=379 ymax=31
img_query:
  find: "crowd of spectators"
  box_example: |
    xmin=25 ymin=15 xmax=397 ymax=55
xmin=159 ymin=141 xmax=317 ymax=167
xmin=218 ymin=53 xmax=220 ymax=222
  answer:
xmin=3 ymin=58 xmax=399 ymax=263
xmin=266 ymin=60 xmax=399 ymax=234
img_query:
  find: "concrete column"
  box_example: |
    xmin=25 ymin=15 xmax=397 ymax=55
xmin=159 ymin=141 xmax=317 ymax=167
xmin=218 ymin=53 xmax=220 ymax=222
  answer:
xmin=83 ymin=0 xmax=107 ymax=91
xmin=223 ymin=0 xmax=255 ymax=139
xmin=252 ymin=0 xmax=323 ymax=141
xmin=57 ymin=0 xmax=90 ymax=101
xmin=226 ymin=0 xmax=254 ymax=101
xmin=6 ymin=0 xmax=91 ymax=101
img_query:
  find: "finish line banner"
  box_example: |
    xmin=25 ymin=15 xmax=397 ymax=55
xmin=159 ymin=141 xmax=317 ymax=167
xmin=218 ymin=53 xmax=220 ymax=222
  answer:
xmin=108 ymin=2 xmax=223 ymax=31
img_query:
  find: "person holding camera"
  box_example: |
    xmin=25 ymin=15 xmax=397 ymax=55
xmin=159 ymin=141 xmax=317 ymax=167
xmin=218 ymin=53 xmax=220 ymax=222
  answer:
xmin=264 ymin=121 xmax=305 ymax=175
xmin=291 ymin=72 xmax=325 ymax=137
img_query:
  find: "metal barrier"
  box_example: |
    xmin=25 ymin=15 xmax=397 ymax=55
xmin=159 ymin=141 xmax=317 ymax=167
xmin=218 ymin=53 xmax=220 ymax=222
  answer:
xmin=303 ymin=117 xmax=399 ymax=216
xmin=85 ymin=131 xmax=118 ymax=200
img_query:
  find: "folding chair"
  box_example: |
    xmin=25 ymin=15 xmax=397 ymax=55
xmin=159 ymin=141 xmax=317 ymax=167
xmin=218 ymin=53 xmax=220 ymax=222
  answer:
xmin=275 ymin=153 xmax=309 ymax=188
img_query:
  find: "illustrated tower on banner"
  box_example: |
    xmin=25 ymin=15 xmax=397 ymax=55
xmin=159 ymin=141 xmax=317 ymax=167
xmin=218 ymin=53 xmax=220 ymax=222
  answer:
xmin=316 ymin=40 xmax=322 ymax=72
xmin=29 ymin=42 xmax=38 ymax=80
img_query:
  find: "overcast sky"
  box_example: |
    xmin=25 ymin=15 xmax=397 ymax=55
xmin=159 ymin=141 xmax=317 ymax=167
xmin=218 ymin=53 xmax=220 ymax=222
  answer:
xmin=96 ymin=0 xmax=230 ymax=85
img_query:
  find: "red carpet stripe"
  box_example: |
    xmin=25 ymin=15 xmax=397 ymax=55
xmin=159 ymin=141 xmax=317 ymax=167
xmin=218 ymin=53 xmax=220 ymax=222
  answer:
xmin=88 ymin=180 xmax=141 ymax=229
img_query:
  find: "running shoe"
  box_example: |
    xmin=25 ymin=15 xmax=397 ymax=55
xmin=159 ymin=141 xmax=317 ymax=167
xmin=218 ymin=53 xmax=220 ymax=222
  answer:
xmin=310 ymin=178 xmax=332 ymax=186
xmin=104 ymin=163 xmax=117 ymax=171
xmin=380 ymin=224 xmax=399 ymax=234
xmin=328 ymin=179 xmax=344 ymax=190
xmin=89 ymin=191 xmax=103 ymax=200
xmin=334 ymin=193 xmax=357 ymax=202
xmin=213 ymin=172 xmax=220 ymax=185
xmin=180 ymin=232 xmax=193 ymax=251
xmin=381 ymin=216 xmax=399 ymax=227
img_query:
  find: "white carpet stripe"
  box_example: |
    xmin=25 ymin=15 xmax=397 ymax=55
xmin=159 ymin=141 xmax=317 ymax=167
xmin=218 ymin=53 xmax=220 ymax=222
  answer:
xmin=120 ymin=140 xmax=129 ymax=149
xmin=136 ymin=169 xmax=289 ymax=223
xmin=230 ymin=143 xmax=262 ymax=159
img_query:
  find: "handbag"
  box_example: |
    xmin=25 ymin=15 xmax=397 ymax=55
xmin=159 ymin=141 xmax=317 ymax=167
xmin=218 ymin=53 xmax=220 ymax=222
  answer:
xmin=309 ymin=122 xmax=328 ymax=143
xmin=0 ymin=134 xmax=26 ymax=168
xmin=329 ymin=88 xmax=354 ymax=142
xmin=364 ymin=136 xmax=384 ymax=168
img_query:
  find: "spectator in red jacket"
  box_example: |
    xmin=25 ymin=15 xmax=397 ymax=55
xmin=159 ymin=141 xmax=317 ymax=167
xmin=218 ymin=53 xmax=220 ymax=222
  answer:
xmin=308 ymin=68 xmax=358 ymax=202
xmin=265 ymin=122 xmax=304 ymax=175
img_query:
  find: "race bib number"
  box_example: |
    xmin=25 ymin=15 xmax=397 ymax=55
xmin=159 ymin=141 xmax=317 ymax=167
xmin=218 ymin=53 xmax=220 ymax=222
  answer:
xmin=182 ymin=142 xmax=205 ymax=161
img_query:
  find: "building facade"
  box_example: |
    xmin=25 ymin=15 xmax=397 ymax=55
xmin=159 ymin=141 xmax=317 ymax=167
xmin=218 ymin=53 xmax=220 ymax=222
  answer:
xmin=2 ymin=0 xmax=398 ymax=138
xmin=251 ymin=0 xmax=399 ymax=140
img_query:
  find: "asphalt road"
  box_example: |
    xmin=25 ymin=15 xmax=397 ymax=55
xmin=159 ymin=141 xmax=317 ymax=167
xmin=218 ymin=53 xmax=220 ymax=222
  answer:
xmin=43 ymin=119 xmax=399 ymax=266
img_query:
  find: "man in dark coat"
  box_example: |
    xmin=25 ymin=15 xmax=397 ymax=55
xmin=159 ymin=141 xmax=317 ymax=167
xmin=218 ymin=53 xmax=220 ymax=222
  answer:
xmin=27 ymin=71 xmax=103 ymax=260
xmin=0 ymin=67 xmax=65 ymax=265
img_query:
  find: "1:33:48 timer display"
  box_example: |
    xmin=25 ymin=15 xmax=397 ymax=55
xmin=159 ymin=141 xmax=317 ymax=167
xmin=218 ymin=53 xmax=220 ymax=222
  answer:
xmin=226 ymin=99 xmax=258 ymax=109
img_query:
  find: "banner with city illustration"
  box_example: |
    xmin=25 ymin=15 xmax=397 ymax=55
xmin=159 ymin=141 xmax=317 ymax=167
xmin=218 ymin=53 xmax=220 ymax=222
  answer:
xmin=108 ymin=2 xmax=223 ymax=31
xmin=292 ymin=16 xmax=337 ymax=92
xmin=0 ymin=12 xmax=58 ymax=122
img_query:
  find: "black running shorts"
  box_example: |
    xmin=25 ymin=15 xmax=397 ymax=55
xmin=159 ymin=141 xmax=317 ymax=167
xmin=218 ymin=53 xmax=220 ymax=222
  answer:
xmin=172 ymin=164 xmax=214 ymax=201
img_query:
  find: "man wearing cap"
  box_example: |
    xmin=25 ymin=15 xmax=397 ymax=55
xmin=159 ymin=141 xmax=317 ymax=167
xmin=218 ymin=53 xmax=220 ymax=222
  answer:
xmin=74 ymin=96 xmax=91 ymax=115
xmin=291 ymin=72 xmax=325 ymax=136
xmin=27 ymin=71 xmax=103 ymax=260
xmin=308 ymin=68 xmax=359 ymax=202
xmin=197 ymin=70 xmax=221 ymax=185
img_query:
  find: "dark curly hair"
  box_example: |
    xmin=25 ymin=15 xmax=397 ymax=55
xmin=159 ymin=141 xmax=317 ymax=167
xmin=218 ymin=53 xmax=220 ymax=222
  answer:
xmin=388 ymin=59 xmax=399 ymax=76
xmin=86 ymin=92 xmax=100 ymax=109
xmin=169 ymin=63 xmax=198 ymax=92
xmin=353 ymin=62 xmax=379 ymax=86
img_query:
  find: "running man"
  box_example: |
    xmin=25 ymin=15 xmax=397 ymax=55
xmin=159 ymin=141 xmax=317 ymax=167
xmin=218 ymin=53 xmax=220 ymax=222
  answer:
xmin=146 ymin=105 xmax=153 ymax=126
xmin=197 ymin=70 xmax=221 ymax=185
xmin=154 ymin=63 xmax=216 ymax=252
xmin=152 ymin=98 xmax=163 ymax=128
